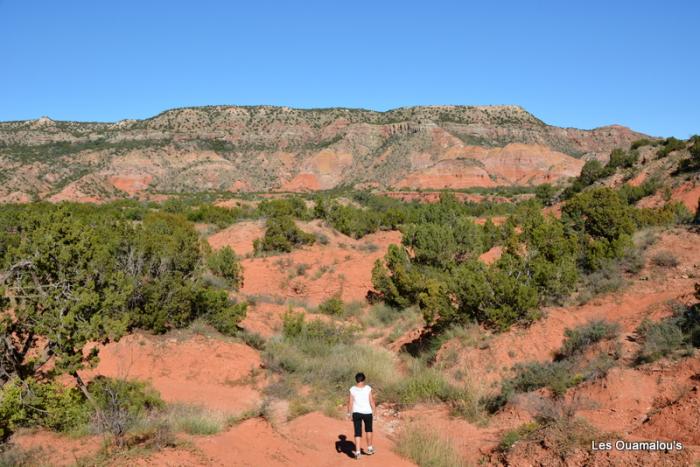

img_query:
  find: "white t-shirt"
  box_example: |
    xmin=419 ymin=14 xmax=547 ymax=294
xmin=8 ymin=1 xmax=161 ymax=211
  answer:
xmin=350 ymin=385 xmax=373 ymax=414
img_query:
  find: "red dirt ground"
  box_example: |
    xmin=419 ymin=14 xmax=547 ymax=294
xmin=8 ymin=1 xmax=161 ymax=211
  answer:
xmin=11 ymin=430 xmax=103 ymax=466
xmin=218 ymin=220 xmax=402 ymax=306
xmin=82 ymin=332 xmax=264 ymax=413
xmin=207 ymin=220 xmax=266 ymax=257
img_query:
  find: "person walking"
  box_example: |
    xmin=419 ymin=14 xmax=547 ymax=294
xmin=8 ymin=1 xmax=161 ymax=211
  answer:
xmin=347 ymin=372 xmax=376 ymax=459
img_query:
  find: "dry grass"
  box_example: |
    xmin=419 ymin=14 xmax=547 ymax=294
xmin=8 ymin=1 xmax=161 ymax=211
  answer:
xmin=395 ymin=424 xmax=468 ymax=467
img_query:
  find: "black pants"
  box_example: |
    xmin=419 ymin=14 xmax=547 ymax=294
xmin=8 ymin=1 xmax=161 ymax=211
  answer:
xmin=352 ymin=412 xmax=373 ymax=437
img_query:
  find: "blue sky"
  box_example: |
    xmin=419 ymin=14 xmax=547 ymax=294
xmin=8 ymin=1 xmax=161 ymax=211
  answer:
xmin=1 ymin=0 xmax=698 ymax=137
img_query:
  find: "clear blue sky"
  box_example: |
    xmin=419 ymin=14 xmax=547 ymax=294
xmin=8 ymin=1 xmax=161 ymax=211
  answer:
xmin=1 ymin=0 xmax=698 ymax=137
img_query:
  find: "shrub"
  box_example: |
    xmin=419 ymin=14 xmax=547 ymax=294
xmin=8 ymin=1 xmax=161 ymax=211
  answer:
xmin=535 ymin=184 xmax=557 ymax=206
xmin=318 ymin=295 xmax=344 ymax=316
xmin=361 ymin=303 xmax=405 ymax=329
xmin=507 ymin=360 xmax=578 ymax=397
xmin=651 ymin=251 xmax=679 ymax=267
xmin=395 ymin=424 xmax=467 ymax=467
xmin=635 ymin=319 xmax=690 ymax=364
xmin=606 ymin=148 xmax=638 ymax=170
xmin=0 ymin=444 xmax=40 ymax=466
xmin=630 ymin=138 xmax=654 ymax=150
xmin=557 ymin=321 xmax=619 ymax=359
xmin=205 ymin=298 xmax=247 ymax=336
xmin=186 ymin=205 xmax=240 ymax=228
xmin=207 ymin=246 xmax=243 ymax=289
xmin=90 ymin=377 xmax=165 ymax=440
xmin=0 ymin=206 xmax=230 ymax=391
xmin=0 ymin=377 xmax=90 ymax=440
xmin=387 ymin=363 xmax=458 ymax=404
xmin=578 ymin=159 xmax=607 ymax=186
xmin=0 ymin=376 xmax=164 ymax=443
xmin=657 ymin=137 xmax=686 ymax=158
xmin=166 ymin=404 xmax=225 ymax=435
xmin=253 ymin=215 xmax=315 ymax=254
xmin=257 ymin=197 xmax=310 ymax=219
xmin=498 ymin=422 xmax=540 ymax=452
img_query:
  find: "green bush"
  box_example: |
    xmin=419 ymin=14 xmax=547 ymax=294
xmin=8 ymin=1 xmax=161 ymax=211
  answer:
xmin=557 ymin=321 xmax=619 ymax=359
xmin=0 ymin=376 xmax=163 ymax=442
xmin=507 ymin=361 xmax=578 ymax=397
xmin=317 ymin=295 xmax=344 ymax=316
xmin=0 ymin=378 xmax=90 ymax=440
xmin=563 ymin=188 xmax=635 ymax=270
xmin=635 ymin=320 xmax=687 ymax=364
xmin=207 ymin=246 xmax=243 ymax=289
xmin=186 ymin=205 xmax=240 ymax=228
xmin=387 ymin=363 xmax=459 ymax=404
xmin=634 ymin=300 xmax=699 ymax=364
xmin=578 ymin=159 xmax=607 ymax=186
xmin=89 ymin=377 xmax=164 ymax=440
xmin=204 ymin=296 xmax=248 ymax=336
xmin=258 ymin=197 xmax=310 ymax=219
xmin=606 ymin=148 xmax=638 ymax=170
xmin=630 ymin=138 xmax=654 ymax=150
xmin=657 ymin=137 xmax=686 ymax=158
xmin=535 ymin=183 xmax=557 ymax=206
xmin=253 ymin=215 xmax=315 ymax=254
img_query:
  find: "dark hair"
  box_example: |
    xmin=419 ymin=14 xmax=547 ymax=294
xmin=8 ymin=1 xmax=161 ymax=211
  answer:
xmin=355 ymin=372 xmax=366 ymax=383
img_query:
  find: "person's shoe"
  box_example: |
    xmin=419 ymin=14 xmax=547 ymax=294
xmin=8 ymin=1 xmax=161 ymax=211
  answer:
xmin=354 ymin=451 xmax=362 ymax=459
xmin=366 ymin=446 xmax=375 ymax=455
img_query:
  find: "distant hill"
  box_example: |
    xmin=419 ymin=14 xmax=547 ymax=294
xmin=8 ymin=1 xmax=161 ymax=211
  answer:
xmin=0 ymin=105 xmax=650 ymax=202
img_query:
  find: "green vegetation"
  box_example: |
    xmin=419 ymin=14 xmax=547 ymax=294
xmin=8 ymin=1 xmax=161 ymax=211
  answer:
xmin=556 ymin=320 xmax=620 ymax=359
xmin=317 ymin=295 xmax=344 ymax=316
xmin=395 ymin=424 xmax=467 ymax=467
xmin=207 ymin=246 xmax=244 ymax=288
xmin=679 ymin=135 xmax=700 ymax=172
xmin=263 ymin=310 xmax=484 ymax=423
xmin=534 ymin=183 xmax=557 ymax=206
xmin=656 ymin=137 xmax=686 ymax=158
xmin=369 ymin=186 xmax=680 ymax=334
xmin=496 ymin=400 xmax=599 ymax=460
xmin=0 ymin=376 xmax=163 ymax=442
xmin=630 ymin=138 xmax=655 ymax=150
xmin=0 ymin=202 xmax=246 ymax=441
xmin=487 ymin=320 xmax=619 ymax=411
xmin=634 ymin=291 xmax=700 ymax=364
xmin=253 ymin=215 xmax=315 ymax=253
xmin=498 ymin=422 xmax=540 ymax=452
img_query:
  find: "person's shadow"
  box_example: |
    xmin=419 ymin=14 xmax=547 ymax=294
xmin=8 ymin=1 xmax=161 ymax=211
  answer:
xmin=335 ymin=434 xmax=356 ymax=458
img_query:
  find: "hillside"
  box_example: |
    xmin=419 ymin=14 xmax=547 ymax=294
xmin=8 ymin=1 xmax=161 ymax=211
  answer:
xmin=0 ymin=105 xmax=648 ymax=202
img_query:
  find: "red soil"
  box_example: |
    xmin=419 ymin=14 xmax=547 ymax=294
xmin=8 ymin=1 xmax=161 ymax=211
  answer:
xmin=189 ymin=413 xmax=414 ymax=466
xmin=109 ymin=174 xmax=153 ymax=195
xmin=11 ymin=430 xmax=102 ymax=466
xmin=82 ymin=332 xmax=264 ymax=413
xmin=207 ymin=220 xmax=266 ymax=256
xmin=442 ymin=228 xmax=699 ymax=388
xmin=280 ymin=173 xmax=322 ymax=191
xmin=638 ymin=180 xmax=700 ymax=211
xmin=479 ymin=246 xmax=503 ymax=265
xmin=231 ymin=221 xmax=402 ymax=306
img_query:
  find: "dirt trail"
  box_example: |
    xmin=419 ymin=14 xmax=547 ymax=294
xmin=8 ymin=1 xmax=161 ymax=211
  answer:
xmin=125 ymin=413 xmax=415 ymax=466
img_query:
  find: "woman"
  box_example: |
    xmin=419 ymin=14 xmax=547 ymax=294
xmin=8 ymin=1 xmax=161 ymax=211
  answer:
xmin=347 ymin=372 xmax=376 ymax=459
